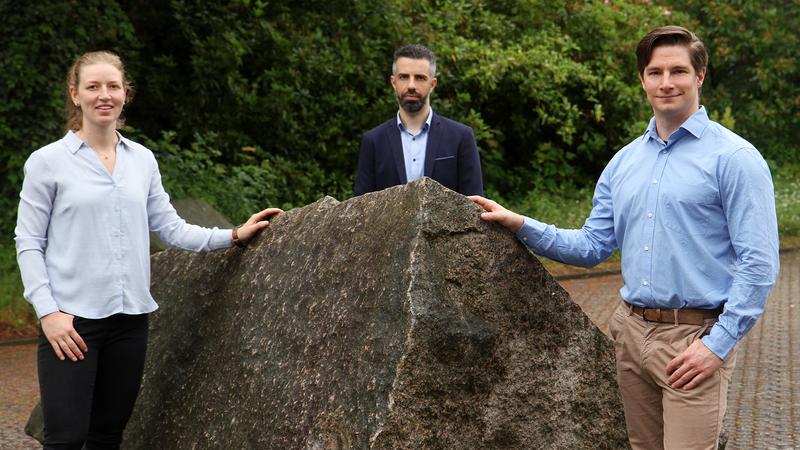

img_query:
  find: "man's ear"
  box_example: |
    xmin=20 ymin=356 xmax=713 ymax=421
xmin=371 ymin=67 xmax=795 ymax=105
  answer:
xmin=431 ymin=77 xmax=437 ymax=90
xmin=696 ymin=67 xmax=706 ymax=87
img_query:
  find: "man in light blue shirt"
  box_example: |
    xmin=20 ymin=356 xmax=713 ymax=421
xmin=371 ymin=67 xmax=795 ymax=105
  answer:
xmin=471 ymin=26 xmax=778 ymax=450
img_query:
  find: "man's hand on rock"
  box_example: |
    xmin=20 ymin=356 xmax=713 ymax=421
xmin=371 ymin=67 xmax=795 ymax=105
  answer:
xmin=469 ymin=196 xmax=525 ymax=233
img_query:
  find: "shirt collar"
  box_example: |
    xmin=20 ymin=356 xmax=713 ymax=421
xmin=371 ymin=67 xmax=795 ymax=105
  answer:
xmin=397 ymin=108 xmax=433 ymax=132
xmin=681 ymin=106 xmax=709 ymax=138
xmin=64 ymin=130 xmax=84 ymax=154
xmin=117 ymin=132 xmax=135 ymax=150
xmin=65 ymin=129 xmax=130 ymax=154
xmin=644 ymin=106 xmax=710 ymax=142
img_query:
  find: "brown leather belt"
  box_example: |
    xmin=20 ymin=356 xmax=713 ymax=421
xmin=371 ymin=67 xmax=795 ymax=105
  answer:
xmin=624 ymin=301 xmax=721 ymax=326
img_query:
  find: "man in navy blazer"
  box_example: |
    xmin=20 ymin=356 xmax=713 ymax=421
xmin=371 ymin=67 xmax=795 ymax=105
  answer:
xmin=354 ymin=45 xmax=483 ymax=196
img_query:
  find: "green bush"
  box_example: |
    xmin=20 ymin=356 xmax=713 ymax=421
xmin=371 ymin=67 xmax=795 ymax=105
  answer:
xmin=121 ymin=0 xmax=671 ymax=201
xmin=0 ymin=242 xmax=22 ymax=309
xmin=2 ymin=0 xmax=798 ymax=238
xmin=0 ymin=241 xmax=34 ymax=329
xmin=665 ymin=0 xmax=800 ymax=165
xmin=128 ymin=128 xmax=350 ymax=223
xmin=774 ymin=163 xmax=800 ymax=238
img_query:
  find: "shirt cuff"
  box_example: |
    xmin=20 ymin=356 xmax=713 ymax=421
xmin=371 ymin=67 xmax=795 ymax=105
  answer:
xmin=515 ymin=216 xmax=548 ymax=250
xmin=31 ymin=298 xmax=60 ymax=319
xmin=211 ymin=228 xmax=235 ymax=250
xmin=702 ymin=324 xmax=738 ymax=361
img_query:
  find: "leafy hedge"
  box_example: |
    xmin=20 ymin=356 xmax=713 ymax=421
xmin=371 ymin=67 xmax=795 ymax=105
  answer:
xmin=667 ymin=0 xmax=800 ymax=164
xmin=2 ymin=0 xmax=798 ymax=235
xmin=126 ymin=128 xmax=346 ymax=223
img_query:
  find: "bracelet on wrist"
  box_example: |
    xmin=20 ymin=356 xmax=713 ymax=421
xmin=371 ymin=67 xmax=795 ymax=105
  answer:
xmin=232 ymin=226 xmax=247 ymax=248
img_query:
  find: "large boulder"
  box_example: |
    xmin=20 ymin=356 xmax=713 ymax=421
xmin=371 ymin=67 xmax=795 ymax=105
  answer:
xmin=123 ymin=178 xmax=627 ymax=449
xmin=24 ymin=178 xmax=629 ymax=448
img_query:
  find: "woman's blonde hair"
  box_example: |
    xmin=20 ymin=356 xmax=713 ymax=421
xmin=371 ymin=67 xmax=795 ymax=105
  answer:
xmin=65 ymin=51 xmax=134 ymax=132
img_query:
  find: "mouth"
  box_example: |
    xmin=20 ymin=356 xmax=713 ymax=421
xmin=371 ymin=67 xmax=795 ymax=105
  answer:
xmin=656 ymin=93 xmax=683 ymax=99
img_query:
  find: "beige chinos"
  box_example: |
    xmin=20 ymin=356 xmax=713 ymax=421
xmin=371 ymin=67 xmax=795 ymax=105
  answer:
xmin=608 ymin=302 xmax=737 ymax=450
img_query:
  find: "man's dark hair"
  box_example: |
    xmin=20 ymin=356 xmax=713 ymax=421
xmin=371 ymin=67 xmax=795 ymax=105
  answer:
xmin=636 ymin=26 xmax=707 ymax=76
xmin=392 ymin=44 xmax=436 ymax=77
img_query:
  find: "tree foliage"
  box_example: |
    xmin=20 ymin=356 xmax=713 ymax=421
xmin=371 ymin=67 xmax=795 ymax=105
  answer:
xmin=665 ymin=0 xmax=800 ymax=163
xmin=2 ymin=0 xmax=798 ymax=238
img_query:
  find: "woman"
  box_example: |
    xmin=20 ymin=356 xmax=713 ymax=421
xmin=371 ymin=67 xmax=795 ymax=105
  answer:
xmin=14 ymin=51 xmax=281 ymax=449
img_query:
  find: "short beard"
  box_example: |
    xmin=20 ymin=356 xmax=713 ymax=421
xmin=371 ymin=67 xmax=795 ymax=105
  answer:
xmin=398 ymin=94 xmax=427 ymax=113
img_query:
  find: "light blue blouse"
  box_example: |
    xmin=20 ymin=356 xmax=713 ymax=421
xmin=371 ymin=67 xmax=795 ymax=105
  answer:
xmin=15 ymin=131 xmax=232 ymax=319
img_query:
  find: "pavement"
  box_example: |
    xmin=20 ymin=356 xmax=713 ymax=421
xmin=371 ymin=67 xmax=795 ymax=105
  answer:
xmin=1 ymin=251 xmax=797 ymax=449
xmin=0 ymin=342 xmax=39 ymax=449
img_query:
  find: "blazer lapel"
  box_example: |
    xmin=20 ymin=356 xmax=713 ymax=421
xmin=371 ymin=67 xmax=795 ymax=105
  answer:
xmin=423 ymin=112 xmax=441 ymax=177
xmin=386 ymin=121 xmax=407 ymax=184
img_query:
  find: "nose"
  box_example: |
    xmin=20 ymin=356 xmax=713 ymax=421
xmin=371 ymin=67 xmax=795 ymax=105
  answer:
xmin=99 ymin=87 xmax=112 ymax=99
xmin=659 ymin=73 xmax=674 ymax=90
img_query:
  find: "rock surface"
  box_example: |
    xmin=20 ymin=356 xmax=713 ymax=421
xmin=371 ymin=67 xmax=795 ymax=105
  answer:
xmin=123 ymin=178 xmax=627 ymax=449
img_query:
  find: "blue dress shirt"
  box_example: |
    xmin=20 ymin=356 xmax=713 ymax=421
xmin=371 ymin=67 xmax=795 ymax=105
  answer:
xmin=397 ymin=109 xmax=433 ymax=182
xmin=15 ymin=131 xmax=233 ymax=319
xmin=517 ymin=107 xmax=779 ymax=360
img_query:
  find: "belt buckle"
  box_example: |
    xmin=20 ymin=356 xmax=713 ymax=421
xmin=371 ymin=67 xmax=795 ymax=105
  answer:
xmin=643 ymin=308 xmax=661 ymax=322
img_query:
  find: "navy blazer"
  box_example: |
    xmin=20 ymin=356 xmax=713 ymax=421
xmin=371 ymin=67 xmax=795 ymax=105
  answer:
xmin=354 ymin=112 xmax=483 ymax=196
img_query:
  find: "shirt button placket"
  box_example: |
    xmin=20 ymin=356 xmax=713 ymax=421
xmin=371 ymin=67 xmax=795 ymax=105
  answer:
xmin=642 ymin=142 xmax=665 ymax=300
xmin=112 ymin=184 xmax=123 ymax=306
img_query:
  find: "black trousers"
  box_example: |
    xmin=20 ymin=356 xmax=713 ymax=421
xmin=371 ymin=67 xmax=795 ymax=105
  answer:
xmin=37 ymin=313 xmax=148 ymax=450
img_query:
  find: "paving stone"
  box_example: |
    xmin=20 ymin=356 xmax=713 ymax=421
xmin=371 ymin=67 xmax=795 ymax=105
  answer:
xmin=0 ymin=342 xmax=41 ymax=449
